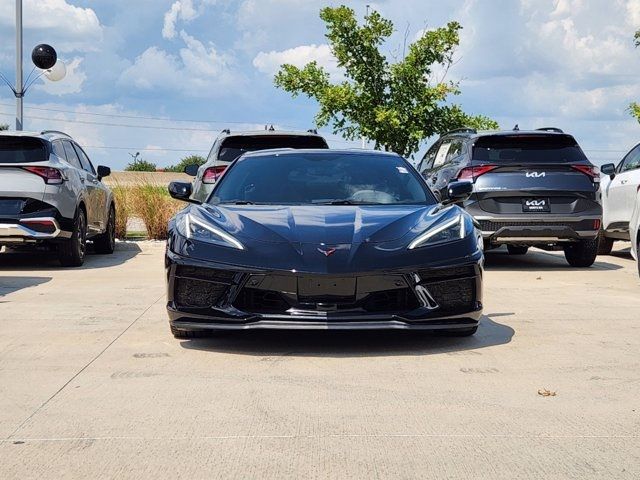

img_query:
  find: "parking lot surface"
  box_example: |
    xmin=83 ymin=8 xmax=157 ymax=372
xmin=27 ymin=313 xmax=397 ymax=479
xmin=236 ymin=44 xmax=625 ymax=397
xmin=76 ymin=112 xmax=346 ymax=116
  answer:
xmin=1 ymin=243 xmax=639 ymax=479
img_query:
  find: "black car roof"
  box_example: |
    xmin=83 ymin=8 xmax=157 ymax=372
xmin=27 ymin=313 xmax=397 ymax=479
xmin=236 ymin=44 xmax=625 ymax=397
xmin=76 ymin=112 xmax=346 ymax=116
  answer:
xmin=440 ymin=128 xmax=572 ymax=141
xmin=241 ymin=148 xmax=402 ymax=158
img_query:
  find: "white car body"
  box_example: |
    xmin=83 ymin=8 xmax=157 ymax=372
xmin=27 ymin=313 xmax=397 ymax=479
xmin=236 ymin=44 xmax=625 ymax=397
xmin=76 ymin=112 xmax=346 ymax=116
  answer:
xmin=630 ymin=191 xmax=640 ymax=263
xmin=601 ymin=143 xmax=640 ymax=243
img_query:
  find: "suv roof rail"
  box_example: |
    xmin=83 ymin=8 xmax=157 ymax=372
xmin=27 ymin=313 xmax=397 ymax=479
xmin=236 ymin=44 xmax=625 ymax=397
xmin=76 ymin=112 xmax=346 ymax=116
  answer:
xmin=536 ymin=127 xmax=564 ymax=133
xmin=307 ymin=128 xmax=318 ymax=134
xmin=41 ymin=130 xmax=72 ymax=138
xmin=220 ymin=129 xmax=231 ymax=134
xmin=444 ymin=127 xmax=477 ymax=136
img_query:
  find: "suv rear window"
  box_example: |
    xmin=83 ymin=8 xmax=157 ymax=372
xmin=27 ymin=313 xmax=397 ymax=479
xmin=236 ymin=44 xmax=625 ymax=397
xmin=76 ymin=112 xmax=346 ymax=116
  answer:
xmin=218 ymin=135 xmax=328 ymax=162
xmin=472 ymin=134 xmax=588 ymax=164
xmin=0 ymin=137 xmax=47 ymax=163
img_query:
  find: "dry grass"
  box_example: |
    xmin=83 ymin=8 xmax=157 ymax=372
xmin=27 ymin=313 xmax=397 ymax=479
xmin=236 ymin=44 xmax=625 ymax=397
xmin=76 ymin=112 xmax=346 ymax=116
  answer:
xmin=111 ymin=185 xmax=133 ymax=240
xmin=129 ymin=184 xmax=184 ymax=240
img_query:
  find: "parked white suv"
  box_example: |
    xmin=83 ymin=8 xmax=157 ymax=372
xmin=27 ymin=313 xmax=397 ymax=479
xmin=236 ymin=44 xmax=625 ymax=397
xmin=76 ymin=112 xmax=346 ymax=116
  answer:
xmin=599 ymin=143 xmax=640 ymax=255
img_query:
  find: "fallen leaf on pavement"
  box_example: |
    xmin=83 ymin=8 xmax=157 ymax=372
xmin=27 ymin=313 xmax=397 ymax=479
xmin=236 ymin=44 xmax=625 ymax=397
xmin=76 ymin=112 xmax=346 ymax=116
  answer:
xmin=538 ymin=388 xmax=557 ymax=397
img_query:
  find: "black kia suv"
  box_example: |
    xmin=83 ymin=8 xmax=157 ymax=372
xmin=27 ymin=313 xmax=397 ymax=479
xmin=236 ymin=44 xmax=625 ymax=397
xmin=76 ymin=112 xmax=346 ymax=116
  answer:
xmin=417 ymin=127 xmax=602 ymax=267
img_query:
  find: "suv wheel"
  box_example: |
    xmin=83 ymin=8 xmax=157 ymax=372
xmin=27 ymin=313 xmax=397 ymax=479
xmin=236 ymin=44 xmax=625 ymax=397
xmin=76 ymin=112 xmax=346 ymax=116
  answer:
xmin=507 ymin=245 xmax=529 ymax=255
xmin=58 ymin=209 xmax=87 ymax=267
xmin=597 ymin=230 xmax=614 ymax=255
xmin=563 ymin=238 xmax=598 ymax=268
xmin=94 ymin=205 xmax=116 ymax=254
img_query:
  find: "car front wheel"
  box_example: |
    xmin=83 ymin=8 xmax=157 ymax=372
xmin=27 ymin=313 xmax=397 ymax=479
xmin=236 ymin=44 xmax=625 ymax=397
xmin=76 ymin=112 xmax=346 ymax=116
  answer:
xmin=58 ymin=209 xmax=87 ymax=267
xmin=563 ymin=238 xmax=598 ymax=268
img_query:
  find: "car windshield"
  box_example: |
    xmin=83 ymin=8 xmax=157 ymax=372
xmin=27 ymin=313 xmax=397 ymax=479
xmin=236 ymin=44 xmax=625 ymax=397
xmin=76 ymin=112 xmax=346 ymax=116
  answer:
xmin=217 ymin=135 xmax=328 ymax=163
xmin=472 ymin=134 xmax=588 ymax=164
xmin=209 ymin=152 xmax=434 ymax=206
xmin=0 ymin=136 xmax=47 ymax=163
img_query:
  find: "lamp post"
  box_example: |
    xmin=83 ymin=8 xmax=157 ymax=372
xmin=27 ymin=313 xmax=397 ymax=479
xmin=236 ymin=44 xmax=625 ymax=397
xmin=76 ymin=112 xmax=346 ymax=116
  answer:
xmin=0 ymin=0 xmax=66 ymax=130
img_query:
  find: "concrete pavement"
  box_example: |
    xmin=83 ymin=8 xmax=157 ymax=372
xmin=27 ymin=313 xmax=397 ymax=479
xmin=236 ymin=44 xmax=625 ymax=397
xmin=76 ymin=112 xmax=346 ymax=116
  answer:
xmin=1 ymin=243 xmax=639 ymax=479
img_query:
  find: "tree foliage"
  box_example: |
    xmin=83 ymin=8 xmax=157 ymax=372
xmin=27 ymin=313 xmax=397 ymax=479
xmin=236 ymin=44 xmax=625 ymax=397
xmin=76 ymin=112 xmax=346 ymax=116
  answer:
xmin=0 ymin=124 xmax=8 ymax=131
xmin=165 ymin=154 xmax=206 ymax=173
xmin=632 ymin=30 xmax=640 ymax=123
xmin=274 ymin=6 xmax=498 ymax=157
xmin=125 ymin=156 xmax=157 ymax=172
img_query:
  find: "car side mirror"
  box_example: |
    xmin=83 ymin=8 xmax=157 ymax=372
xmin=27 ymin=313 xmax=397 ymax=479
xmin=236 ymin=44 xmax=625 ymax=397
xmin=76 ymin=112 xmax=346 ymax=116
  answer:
xmin=600 ymin=163 xmax=616 ymax=179
xmin=169 ymin=181 xmax=199 ymax=204
xmin=443 ymin=181 xmax=473 ymax=205
xmin=184 ymin=164 xmax=199 ymax=176
xmin=97 ymin=165 xmax=111 ymax=180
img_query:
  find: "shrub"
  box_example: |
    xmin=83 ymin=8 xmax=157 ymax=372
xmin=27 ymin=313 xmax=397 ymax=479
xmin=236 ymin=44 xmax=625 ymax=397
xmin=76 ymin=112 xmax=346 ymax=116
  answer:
xmin=165 ymin=154 xmax=206 ymax=173
xmin=111 ymin=185 xmax=132 ymax=240
xmin=130 ymin=184 xmax=183 ymax=240
xmin=125 ymin=159 xmax=157 ymax=172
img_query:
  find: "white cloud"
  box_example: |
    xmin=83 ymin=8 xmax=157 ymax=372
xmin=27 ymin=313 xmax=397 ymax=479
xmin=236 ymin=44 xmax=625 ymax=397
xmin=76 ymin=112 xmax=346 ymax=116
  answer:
xmin=162 ymin=0 xmax=218 ymax=39
xmin=118 ymin=30 xmax=240 ymax=96
xmin=0 ymin=0 xmax=103 ymax=52
xmin=163 ymin=0 xmax=198 ymax=39
xmin=253 ymin=44 xmax=342 ymax=78
xmin=35 ymin=57 xmax=86 ymax=96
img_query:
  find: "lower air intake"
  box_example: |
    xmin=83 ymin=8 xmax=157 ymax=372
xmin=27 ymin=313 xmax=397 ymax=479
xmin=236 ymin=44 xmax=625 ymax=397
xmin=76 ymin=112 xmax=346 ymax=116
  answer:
xmin=174 ymin=278 xmax=229 ymax=308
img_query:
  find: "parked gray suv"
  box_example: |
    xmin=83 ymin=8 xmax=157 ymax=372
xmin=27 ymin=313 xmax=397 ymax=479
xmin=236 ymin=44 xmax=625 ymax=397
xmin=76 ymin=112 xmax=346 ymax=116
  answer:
xmin=0 ymin=130 xmax=115 ymax=266
xmin=417 ymin=127 xmax=602 ymax=267
xmin=189 ymin=129 xmax=329 ymax=202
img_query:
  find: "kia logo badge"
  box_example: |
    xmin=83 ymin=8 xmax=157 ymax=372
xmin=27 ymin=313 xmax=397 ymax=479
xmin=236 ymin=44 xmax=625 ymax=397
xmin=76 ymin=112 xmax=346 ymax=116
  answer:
xmin=526 ymin=171 xmax=546 ymax=178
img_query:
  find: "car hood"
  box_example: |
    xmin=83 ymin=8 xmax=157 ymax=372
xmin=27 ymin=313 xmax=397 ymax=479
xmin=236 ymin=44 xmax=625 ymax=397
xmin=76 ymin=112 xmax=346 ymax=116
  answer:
xmin=195 ymin=203 xmax=439 ymax=244
xmin=169 ymin=203 xmax=477 ymax=273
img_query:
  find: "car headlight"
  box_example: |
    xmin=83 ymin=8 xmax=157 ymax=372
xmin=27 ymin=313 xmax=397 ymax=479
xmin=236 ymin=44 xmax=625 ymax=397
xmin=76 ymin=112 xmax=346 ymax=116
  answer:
xmin=408 ymin=215 xmax=466 ymax=250
xmin=178 ymin=214 xmax=244 ymax=250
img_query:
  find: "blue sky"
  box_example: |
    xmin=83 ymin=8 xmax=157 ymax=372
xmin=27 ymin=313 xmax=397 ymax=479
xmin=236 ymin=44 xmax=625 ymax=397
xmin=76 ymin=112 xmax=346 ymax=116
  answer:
xmin=1 ymin=0 xmax=640 ymax=169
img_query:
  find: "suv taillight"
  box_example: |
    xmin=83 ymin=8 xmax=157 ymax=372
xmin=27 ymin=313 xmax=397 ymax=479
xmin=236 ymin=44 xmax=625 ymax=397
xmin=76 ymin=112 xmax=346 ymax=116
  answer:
xmin=457 ymin=165 xmax=497 ymax=181
xmin=571 ymin=165 xmax=600 ymax=182
xmin=22 ymin=166 xmax=64 ymax=184
xmin=202 ymin=165 xmax=227 ymax=184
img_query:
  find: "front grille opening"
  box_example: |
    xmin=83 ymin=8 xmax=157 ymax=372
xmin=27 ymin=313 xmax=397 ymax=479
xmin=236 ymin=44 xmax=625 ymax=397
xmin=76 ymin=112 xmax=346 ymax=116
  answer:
xmin=479 ymin=220 xmax=595 ymax=231
xmin=417 ymin=265 xmax=476 ymax=282
xmin=175 ymin=265 xmax=237 ymax=283
xmin=234 ymin=288 xmax=290 ymax=314
xmin=425 ymin=278 xmax=476 ymax=315
xmin=361 ymin=288 xmax=419 ymax=313
xmin=175 ymin=278 xmax=229 ymax=308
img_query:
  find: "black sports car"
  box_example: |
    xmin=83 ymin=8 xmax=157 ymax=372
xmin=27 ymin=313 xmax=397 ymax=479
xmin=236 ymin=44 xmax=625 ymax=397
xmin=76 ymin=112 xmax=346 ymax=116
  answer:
xmin=166 ymin=149 xmax=484 ymax=338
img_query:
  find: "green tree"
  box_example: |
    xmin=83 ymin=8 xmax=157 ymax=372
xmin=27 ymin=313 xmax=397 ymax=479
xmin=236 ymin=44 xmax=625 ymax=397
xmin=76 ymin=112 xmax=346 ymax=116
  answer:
xmin=165 ymin=154 xmax=206 ymax=173
xmin=631 ymin=30 xmax=640 ymax=122
xmin=125 ymin=152 xmax=156 ymax=172
xmin=274 ymin=6 xmax=498 ymax=157
xmin=0 ymin=124 xmax=8 ymax=131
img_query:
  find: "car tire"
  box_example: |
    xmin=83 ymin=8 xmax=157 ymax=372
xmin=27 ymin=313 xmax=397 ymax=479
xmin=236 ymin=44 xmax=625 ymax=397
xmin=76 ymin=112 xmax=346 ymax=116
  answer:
xmin=93 ymin=205 xmax=116 ymax=254
xmin=170 ymin=325 xmax=210 ymax=339
xmin=507 ymin=245 xmax=529 ymax=255
xmin=597 ymin=231 xmax=614 ymax=255
xmin=563 ymin=238 xmax=598 ymax=268
xmin=58 ymin=209 xmax=87 ymax=267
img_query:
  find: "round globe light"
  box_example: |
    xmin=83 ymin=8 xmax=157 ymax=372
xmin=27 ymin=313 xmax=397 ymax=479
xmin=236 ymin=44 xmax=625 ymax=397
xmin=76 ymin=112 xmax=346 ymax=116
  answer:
xmin=45 ymin=60 xmax=67 ymax=82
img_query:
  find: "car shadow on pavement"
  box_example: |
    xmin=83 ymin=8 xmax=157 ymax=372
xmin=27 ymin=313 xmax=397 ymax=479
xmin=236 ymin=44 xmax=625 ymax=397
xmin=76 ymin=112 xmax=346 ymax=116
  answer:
xmin=0 ymin=243 xmax=142 ymax=271
xmin=484 ymin=249 xmax=623 ymax=271
xmin=0 ymin=276 xmax=51 ymax=297
xmin=178 ymin=314 xmax=515 ymax=358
